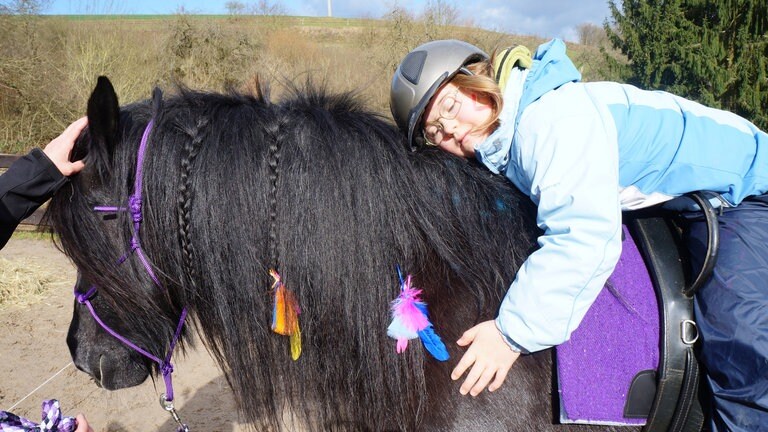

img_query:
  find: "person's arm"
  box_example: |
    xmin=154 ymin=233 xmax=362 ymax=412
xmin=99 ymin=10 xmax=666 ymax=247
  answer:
xmin=0 ymin=117 xmax=87 ymax=248
xmin=495 ymin=109 xmax=622 ymax=352
xmin=452 ymin=93 xmax=622 ymax=395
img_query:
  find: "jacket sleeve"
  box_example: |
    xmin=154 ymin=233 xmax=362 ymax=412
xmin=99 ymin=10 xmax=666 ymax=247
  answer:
xmin=0 ymin=148 xmax=67 ymax=249
xmin=495 ymin=95 xmax=622 ymax=353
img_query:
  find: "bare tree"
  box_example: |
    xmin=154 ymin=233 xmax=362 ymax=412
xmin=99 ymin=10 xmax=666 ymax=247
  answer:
xmin=225 ymin=1 xmax=246 ymax=15
xmin=250 ymin=0 xmax=286 ymax=16
xmin=576 ymin=22 xmax=608 ymax=47
xmin=422 ymin=0 xmax=457 ymax=27
xmin=0 ymin=0 xmax=51 ymax=15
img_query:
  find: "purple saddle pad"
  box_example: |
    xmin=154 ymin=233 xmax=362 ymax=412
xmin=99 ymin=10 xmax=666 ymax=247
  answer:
xmin=556 ymin=225 xmax=659 ymax=425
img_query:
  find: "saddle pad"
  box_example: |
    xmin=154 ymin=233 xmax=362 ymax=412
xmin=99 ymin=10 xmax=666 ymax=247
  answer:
xmin=556 ymin=225 xmax=659 ymax=425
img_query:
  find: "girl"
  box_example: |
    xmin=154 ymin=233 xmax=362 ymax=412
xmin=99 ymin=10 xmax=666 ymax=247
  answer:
xmin=390 ymin=38 xmax=768 ymax=431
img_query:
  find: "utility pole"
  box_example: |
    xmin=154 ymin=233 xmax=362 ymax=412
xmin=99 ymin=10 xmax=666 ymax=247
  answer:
xmin=327 ymin=0 xmax=332 ymax=17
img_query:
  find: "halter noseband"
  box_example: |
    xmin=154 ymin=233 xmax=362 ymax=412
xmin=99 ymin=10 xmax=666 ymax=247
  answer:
xmin=74 ymin=117 xmax=190 ymax=432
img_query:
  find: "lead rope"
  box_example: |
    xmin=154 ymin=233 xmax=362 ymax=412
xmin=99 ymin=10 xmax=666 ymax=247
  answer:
xmin=0 ymin=399 xmax=78 ymax=431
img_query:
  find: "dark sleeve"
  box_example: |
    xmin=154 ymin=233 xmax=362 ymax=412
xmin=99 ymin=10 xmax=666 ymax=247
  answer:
xmin=0 ymin=148 xmax=68 ymax=249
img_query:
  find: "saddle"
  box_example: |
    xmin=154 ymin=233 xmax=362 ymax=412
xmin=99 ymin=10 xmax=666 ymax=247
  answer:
xmin=557 ymin=193 xmax=716 ymax=431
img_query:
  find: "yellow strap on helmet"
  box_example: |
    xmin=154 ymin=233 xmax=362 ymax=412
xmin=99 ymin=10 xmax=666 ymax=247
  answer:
xmin=493 ymin=45 xmax=533 ymax=92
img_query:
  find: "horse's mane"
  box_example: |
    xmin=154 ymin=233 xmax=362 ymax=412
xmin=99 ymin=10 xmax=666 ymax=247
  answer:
xmin=48 ymin=82 xmax=538 ymax=430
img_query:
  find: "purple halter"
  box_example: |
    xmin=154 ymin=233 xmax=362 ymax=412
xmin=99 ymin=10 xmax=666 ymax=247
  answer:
xmin=74 ymin=118 xmax=190 ymax=432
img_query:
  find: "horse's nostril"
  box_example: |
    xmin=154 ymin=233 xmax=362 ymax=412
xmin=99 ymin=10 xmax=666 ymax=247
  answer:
xmin=94 ymin=354 xmax=104 ymax=386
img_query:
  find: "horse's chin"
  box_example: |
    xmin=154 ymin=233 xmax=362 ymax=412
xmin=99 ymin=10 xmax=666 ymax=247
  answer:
xmin=87 ymin=354 xmax=150 ymax=390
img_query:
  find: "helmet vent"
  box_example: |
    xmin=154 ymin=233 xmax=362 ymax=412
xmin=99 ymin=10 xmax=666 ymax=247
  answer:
xmin=400 ymin=50 xmax=427 ymax=85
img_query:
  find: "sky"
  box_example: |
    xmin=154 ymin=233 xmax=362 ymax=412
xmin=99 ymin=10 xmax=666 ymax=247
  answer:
xmin=44 ymin=1 xmax=614 ymax=42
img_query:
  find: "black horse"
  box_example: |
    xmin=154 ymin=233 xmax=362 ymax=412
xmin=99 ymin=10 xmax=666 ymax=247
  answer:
xmin=47 ymin=77 xmax=642 ymax=431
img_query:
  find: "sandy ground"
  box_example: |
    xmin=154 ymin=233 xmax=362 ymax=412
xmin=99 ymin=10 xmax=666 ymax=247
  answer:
xmin=0 ymin=235 xmax=247 ymax=431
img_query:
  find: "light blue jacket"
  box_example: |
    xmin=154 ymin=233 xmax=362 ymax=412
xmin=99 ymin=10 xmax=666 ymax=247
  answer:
xmin=475 ymin=39 xmax=768 ymax=353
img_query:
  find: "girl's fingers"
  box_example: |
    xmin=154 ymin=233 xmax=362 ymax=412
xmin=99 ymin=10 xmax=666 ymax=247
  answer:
xmin=488 ymin=365 xmax=511 ymax=392
xmin=469 ymin=366 xmax=498 ymax=396
xmin=456 ymin=324 xmax=479 ymax=346
xmin=460 ymin=362 xmax=486 ymax=395
xmin=451 ymin=350 xmax=476 ymax=381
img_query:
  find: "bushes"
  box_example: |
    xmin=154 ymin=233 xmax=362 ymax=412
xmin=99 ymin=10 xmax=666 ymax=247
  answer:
xmin=0 ymin=13 xmax=65 ymax=153
xmin=0 ymin=12 xmax=613 ymax=153
xmin=165 ymin=14 xmax=261 ymax=89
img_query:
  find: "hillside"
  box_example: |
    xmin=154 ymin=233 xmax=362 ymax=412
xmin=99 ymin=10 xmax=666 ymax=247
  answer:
xmin=0 ymin=14 xmax=617 ymax=153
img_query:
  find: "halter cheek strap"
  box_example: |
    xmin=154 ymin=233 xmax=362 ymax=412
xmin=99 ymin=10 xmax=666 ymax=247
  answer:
xmin=93 ymin=120 xmax=161 ymax=286
xmin=75 ymin=117 xmax=190 ymax=432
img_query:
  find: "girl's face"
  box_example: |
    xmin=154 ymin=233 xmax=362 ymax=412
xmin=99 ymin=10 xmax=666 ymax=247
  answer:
xmin=422 ymin=82 xmax=494 ymax=158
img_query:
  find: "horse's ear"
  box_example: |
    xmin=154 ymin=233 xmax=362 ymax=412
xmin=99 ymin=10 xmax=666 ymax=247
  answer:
xmin=151 ymin=86 xmax=163 ymax=115
xmin=86 ymin=76 xmax=119 ymax=176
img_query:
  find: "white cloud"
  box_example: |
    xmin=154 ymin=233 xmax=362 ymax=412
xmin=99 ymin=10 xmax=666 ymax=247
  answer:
xmin=458 ymin=1 xmax=611 ymax=41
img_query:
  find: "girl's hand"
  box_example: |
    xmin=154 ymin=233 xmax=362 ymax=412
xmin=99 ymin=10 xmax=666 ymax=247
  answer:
xmin=450 ymin=320 xmax=520 ymax=396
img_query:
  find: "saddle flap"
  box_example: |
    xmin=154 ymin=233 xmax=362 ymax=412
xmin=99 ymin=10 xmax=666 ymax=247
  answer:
xmin=556 ymin=225 xmax=659 ymax=426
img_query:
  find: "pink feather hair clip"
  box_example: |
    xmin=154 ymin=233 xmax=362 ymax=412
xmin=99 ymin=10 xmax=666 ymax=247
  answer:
xmin=386 ymin=266 xmax=449 ymax=361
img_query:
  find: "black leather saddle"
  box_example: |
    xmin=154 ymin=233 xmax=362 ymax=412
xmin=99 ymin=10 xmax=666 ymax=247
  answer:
xmin=624 ymin=192 xmax=718 ymax=432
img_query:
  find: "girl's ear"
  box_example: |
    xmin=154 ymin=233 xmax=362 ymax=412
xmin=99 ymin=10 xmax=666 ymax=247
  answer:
xmin=85 ymin=76 xmax=120 ymax=179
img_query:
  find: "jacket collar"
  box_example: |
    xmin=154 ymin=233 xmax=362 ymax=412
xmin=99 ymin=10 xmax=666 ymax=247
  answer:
xmin=474 ymin=39 xmax=581 ymax=173
xmin=474 ymin=67 xmax=528 ymax=173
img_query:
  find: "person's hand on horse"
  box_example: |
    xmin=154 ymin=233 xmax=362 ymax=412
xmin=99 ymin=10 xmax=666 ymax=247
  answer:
xmin=43 ymin=117 xmax=87 ymax=177
xmin=451 ymin=320 xmax=520 ymax=396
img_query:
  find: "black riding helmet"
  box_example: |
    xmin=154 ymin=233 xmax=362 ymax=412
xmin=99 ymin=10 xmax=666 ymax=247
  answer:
xmin=390 ymin=40 xmax=489 ymax=150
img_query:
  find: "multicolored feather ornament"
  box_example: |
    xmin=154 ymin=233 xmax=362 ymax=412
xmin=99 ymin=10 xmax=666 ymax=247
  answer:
xmin=269 ymin=269 xmax=302 ymax=360
xmin=387 ymin=266 xmax=449 ymax=361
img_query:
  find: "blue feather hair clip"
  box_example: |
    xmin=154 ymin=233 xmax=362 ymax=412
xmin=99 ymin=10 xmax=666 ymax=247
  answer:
xmin=386 ymin=266 xmax=449 ymax=361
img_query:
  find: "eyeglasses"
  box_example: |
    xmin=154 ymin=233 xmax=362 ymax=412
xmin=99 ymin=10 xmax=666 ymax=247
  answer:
xmin=422 ymin=89 xmax=462 ymax=146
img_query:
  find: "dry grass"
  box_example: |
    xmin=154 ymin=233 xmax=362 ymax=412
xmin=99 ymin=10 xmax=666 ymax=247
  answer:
xmin=0 ymin=13 xmax=621 ymax=154
xmin=0 ymin=258 xmax=59 ymax=308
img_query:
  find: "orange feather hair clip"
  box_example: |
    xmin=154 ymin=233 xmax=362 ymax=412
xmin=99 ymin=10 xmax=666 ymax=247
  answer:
xmin=269 ymin=269 xmax=302 ymax=360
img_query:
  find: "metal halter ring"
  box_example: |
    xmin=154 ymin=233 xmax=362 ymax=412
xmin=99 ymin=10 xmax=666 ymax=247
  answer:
xmin=160 ymin=393 xmax=189 ymax=432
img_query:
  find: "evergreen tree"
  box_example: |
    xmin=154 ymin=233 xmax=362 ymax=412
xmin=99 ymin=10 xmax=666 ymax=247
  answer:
xmin=606 ymin=0 xmax=768 ymax=129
